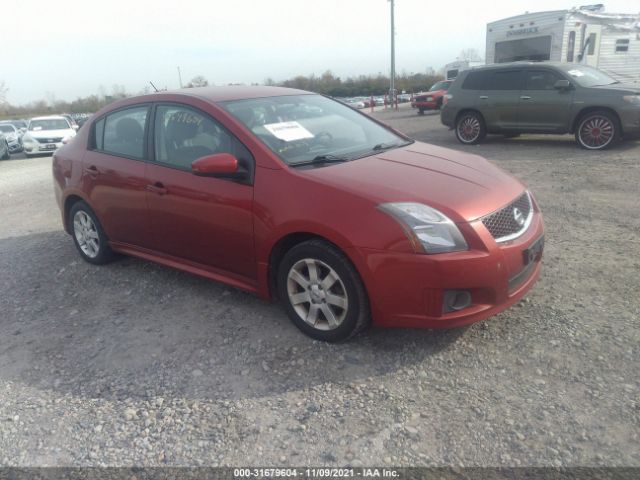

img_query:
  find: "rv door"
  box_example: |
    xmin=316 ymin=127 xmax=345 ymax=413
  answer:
xmin=581 ymin=25 xmax=602 ymax=67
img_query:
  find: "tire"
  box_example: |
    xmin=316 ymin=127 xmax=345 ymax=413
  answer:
xmin=575 ymin=110 xmax=619 ymax=150
xmin=68 ymin=201 xmax=115 ymax=265
xmin=455 ymin=111 xmax=486 ymax=145
xmin=418 ymin=108 xmax=425 ymax=115
xmin=436 ymin=98 xmax=443 ymax=110
xmin=277 ymin=239 xmax=370 ymax=342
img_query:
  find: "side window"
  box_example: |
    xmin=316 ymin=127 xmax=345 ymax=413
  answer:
xmin=485 ymin=70 xmax=523 ymax=90
xmin=567 ymin=31 xmax=576 ymax=62
xmin=615 ymin=39 xmax=629 ymax=53
xmin=93 ymin=118 xmax=105 ymax=150
xmin=461 ymin=71 xmax=489 ymax=90
xmin=524 ymin=70 xmax=562 ymax=90
xmin=102 ymin=107 xmax=148 ymax=159
xmin=587 ymin=33 xmax=597 ymax=55
xmin=154 ymin=105 xmax=252 ymax=173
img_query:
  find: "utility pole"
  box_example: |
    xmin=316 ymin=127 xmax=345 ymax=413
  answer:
xmin=177 ymin=66 xmax=183 ymax=88
xmin=389 ymin=0 xmax=396 ymax=107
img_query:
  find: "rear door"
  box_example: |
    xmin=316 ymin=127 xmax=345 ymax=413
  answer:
xmin=476 ymin=69 xmax=523 ymax=131
xmin=83 ymin=105 xmax=151 ymax=247
xmin=518 ymin=69 xmax=574 ymax=132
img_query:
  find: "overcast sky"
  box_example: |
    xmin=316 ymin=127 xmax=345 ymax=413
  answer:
xmin=3 ymin=0 xmax=639 ymax=104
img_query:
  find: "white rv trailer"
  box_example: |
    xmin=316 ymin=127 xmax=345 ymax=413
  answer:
xmin=444 ymin=60 xmax=484 ymax=80
xmin=485 ymin=4 xmax=640 ymax=83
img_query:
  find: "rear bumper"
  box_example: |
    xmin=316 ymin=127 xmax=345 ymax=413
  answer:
xmin=347 ymin=212 xmax=544 ymax=329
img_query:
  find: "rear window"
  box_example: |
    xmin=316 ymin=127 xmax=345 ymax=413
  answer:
xmin=461 ymin=71 xmax=489 ymax=90
xmin=462 ymin=70 xmax=523 ymax=91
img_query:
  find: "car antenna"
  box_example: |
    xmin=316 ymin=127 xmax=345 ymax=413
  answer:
xmin=149 ymin=81 xmax=159 ymax=92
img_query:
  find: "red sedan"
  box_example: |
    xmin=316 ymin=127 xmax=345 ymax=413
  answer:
xmin=53 ymin=86 xmax=544 ymax=341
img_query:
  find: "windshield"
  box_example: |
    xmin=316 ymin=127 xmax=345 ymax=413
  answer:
xmin=563 ymin=66 xmax=618 ymax=87
xmin=29 ymin=119 xmax=70 ymax=131
xmin=221 ymin=94 xmax=409 ymax=166
xmin=429 ymin=81 xmax=451 ymax=91
xmin=0 ymin=125 xmax=15 ymax=133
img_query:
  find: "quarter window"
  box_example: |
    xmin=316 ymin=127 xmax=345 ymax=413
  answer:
xmin=524 ymin=70 xmax=562 ymax=90
xmin=102 ymin=107 xmax=149 ymax=159
xmin=615 ymin=38 xmax=629 ymax=53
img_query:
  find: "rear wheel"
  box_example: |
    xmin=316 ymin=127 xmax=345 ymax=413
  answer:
xmin=69 ymin=201 xmax=115 ymax=265
xmin=455 ymin=111 xmax=486 ymax=145
xmin=575 ymin=110 xmax=619 ymax=150
xmin=277 ymin=239 xmax=370 ymax=342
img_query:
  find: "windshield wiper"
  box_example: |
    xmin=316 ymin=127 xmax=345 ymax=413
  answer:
xmin=372 ymin=141 xmax=405 ymax=151
xmin=291 ymin=154 xmax=351 ymax=167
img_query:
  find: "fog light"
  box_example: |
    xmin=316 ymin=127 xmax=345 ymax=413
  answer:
xmin=443 ymin=290 xmax=472 ymax=313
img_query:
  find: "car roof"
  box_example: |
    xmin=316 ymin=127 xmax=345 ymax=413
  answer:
xmin=160 ymin=85 xmax=312 ymax=102
xmin=30 ymin=115 xmax=68 ymax=121
xmin=466 ymin=61 xmax=568 ymax=72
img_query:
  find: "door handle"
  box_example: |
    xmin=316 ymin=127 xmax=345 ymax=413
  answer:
xmin=479 ymin=95 xmax=488 ymax=99
xmin=146 ymin=182 xmax=167 ymax=195
xmin=84 ymin=165 xmax=99 ymax=177
xmin=520 ymin=96 xmax=532 ymax=100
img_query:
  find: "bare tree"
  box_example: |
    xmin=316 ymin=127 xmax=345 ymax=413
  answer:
xmin=458 ymin=48 xmax=483 ymax=62
xmin=185 ymin=75 xmax=209 ymax=88
xmin=0 ymin=80 xmax=9 ymax=105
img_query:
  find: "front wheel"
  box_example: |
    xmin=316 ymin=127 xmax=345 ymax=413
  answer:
xmin=575 ymin=110 xmax=619 ymax=150
xmin=277 ymin=239 xmax=370 ymax=342
xmin=455 ymin=111 xmax=486 ymax=145
xmin=69 ymin=201 xmax=115 ymax=265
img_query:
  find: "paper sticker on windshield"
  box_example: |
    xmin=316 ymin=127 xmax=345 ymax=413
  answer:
xmin=264 ymin=121 xmax=314 ymax=142
xmin=567 ymin=69 xmax=584 ymax=77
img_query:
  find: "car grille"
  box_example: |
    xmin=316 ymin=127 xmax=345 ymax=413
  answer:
xmin=481 ymin=192 xmax=533 ymax=242
xmin=415 ymin=96 xmax=427 ymax=101
xmin=36 ymin=137 xmax=63 ymax=144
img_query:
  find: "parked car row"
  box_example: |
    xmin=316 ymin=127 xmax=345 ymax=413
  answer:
xmin=0 ymin=114 xmax=82 ymax=159
xmin=439 ymin=61 xmax=640 ymax=150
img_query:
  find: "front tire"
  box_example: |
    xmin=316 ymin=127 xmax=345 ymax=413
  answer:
xmin=277 ymin=239 xmax=370 ymax=342
xmin=455 ymin=111 xmax=486 ymax=145
xmin=418 ymin=108 xmax=425 ymax=115
xmin=69 ymin=201 xmax=115 ymax=265
xmin=575 ymin=110 xmax=619 ymax=150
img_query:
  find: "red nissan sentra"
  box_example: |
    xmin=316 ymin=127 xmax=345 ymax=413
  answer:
xmin=52 ymin=86 xmax=544 ymax=341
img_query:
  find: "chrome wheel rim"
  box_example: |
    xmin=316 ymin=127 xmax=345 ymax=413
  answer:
xmin=457 ymin=115 xmax=481 ymax=143
xmin=579 ymin=116 xmax=614 ymax=149
xmin=287 ymin=258 xmax=349 ymax=331
xmin=73 ymin=211 xmax=100 ymax=258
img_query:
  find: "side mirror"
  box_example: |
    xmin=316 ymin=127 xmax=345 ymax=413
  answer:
xmin=554 ymin=79 xmax=571 ymax=90
xmin=191 ymin=153 xmax=240 ymax=177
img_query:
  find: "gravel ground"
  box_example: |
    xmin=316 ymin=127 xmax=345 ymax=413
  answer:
xmin=0 ymin=108 xmax=638 ymax=467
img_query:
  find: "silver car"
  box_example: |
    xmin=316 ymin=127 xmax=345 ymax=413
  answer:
xmin=0 ymin=133 xmax=10 ymax=160
xmin=0 ymin=123 xmax=23 ymax=154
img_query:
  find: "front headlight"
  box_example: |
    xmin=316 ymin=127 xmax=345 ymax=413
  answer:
xmin=623 ymin=95 xmax=640 ymax=105
xmin=426 ymin=96 xmax=434 ymax=101
xmin=379 ymin=202 xmax=468 ymax=254
xmin=22 ymin=134 xmax=37 ymax=145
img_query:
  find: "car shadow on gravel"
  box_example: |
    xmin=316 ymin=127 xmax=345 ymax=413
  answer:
xmin=0 ymin=231 xmax=467 ymax=402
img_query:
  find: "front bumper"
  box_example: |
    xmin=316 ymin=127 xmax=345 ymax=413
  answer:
xmin=619 ymin=105 xmax=640 ymax=138
xmin=23 ymin=141 xmax=62 ymax=155
xmin=414 ymin=100 xmax=439 ymax=110
xmin=348 ymin=212 xmax=544 ymax=329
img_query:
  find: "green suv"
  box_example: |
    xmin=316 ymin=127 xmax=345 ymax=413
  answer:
xmin=440 ymin=62 xmax=640 ymax=150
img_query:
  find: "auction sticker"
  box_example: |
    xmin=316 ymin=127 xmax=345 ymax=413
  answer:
xmin=264 ymin=121 xmax=314 ymax=142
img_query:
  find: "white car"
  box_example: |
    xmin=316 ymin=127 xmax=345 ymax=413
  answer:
xmin=22 ymin=116 xmax=76 ymax=157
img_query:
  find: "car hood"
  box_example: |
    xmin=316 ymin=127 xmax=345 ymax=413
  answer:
xmin=28 ymin=129 xmax=76 ymax=139
xmin=304 ymin=142 xmax=525 ymax=222
xmin=588 ymin=83 xmax=640 ymax=95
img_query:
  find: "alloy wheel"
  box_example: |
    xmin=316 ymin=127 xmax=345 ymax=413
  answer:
xmin=286 ymin=258 xmax=349 ymax=331
xmin=578 ymin=115 xmax=614 ymax=150
xmin=73 ymin=210 xmax=100 ymax=258
xmin=457 ymin=115 xmax=481 ymax=143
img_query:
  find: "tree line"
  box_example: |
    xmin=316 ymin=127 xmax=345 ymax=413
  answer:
xmin=0 ymin=70 xmax=444 ymax=119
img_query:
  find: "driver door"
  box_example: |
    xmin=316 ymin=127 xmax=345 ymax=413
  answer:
xmin=145 ymin=103 xmax=256 ymax=280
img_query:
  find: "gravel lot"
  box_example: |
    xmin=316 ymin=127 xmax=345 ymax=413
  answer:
xmin=0 ymin=108 xmax=638 ymax=467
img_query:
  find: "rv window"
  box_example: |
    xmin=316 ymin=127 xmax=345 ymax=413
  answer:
xmin=615 ymin=39 xmax=629 ymax=53
xmin=587 ymin=33 xmax=597 ymax=55
xmin=567 ymin=31 xmax=576 ymax=62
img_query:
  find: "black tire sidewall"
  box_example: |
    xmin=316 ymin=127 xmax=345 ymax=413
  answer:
xmin=455 ymin=112 xmax=486 ymax=145
xmin=576 ymin=111 xmax=619 ymax=150
xmin=277 ymin=240 xmax=369 ymax=342
xmin=68 ymin=201 xmax=113 ymax=265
